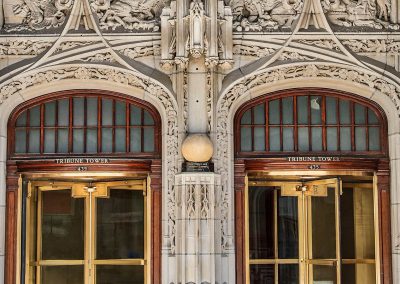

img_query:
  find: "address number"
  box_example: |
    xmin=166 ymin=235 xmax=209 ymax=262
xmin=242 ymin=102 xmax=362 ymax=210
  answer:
xmin=308 ymin=164 xmax=321 ymax=170
xmin=77 ymin=166 xmax=88 ymax=171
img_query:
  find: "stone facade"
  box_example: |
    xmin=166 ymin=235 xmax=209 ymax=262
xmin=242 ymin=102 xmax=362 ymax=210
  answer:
xmin=0 ymin=0 xmax=400 ymax=283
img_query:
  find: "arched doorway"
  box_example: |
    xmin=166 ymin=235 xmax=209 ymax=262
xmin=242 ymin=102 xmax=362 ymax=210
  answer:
xmin=5 ymin=90 xmax=162 ymax=284
xmin=234 ymin=89 xmax=391 ymax=284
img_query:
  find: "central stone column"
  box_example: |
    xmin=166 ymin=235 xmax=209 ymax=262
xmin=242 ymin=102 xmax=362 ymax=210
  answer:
xmin=175 ymin=173 xmax=221 ymax=284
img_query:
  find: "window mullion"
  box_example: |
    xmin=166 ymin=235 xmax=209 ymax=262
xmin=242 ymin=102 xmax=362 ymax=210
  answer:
xmin=97 ymin=97 xmax=102 ymax=153
xmin=69 ymin=97 xmax=73 ymax=153
xmin=322 ymin=96 xmax=327 ymax=151
xmin=350 ymin=101 xmax=355 ymax=151
xmin=40 ymin=104 xmax=44 ymax=154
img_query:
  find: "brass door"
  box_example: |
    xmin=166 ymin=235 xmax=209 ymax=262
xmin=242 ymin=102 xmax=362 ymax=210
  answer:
xmin=25 ymin=179 xmax=149 ymax=284
xmin=246 ymin=177 xmax=378 ymax=284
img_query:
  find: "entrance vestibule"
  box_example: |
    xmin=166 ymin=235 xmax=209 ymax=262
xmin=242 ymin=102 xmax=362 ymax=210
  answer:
xmin=247 ymin=174 xmax=378 ymax=284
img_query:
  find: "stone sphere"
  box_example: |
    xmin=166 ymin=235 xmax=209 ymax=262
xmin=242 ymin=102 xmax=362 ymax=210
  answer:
xmin=181 ymin=134 xmax=214 ymax=162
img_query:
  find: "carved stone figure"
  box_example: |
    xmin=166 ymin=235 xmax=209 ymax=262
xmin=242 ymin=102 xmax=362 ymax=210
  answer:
xmin=91 ymin=0 xmax=169 ymax=31
xmin=8 ymin=0 xmax=73 ymax=31
xmin=229 ymin=0 xmax=303 ymax=31
xmin=322 ymin=0 xmax=399 ymax=29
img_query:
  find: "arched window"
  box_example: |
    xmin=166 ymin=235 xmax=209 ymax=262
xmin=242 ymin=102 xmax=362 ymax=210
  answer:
xmin=9 ymin=92 xmax=160 ymax=158
xmin=235 ymin=90 xmax=386 ymax=156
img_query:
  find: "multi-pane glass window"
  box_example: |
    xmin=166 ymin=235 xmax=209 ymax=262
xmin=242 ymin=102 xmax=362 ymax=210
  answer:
xmin=237 ymin=93 xmax=384 ymax=154
xmin=12 ymin=95 xmax=158 ymax=156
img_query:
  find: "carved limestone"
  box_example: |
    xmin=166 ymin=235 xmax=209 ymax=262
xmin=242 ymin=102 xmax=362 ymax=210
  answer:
xmin=322 ymin=0 xmax=399 ymax=30
xmin=6 ymin=0 xmax=73 ymax=31
xmin=90 ymin=0 xmax=170 ymax=31
xmin=229 ymin=0 xmax=303 ymax=31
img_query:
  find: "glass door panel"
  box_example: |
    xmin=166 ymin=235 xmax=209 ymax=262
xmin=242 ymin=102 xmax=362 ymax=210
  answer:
xmin=27 ymin=179 xmax=147 ymax=284
xmin=96 ymin=189 xmax=144 ymax=259
xmin=248 ymin=185 xmax=299 ymax=284
xmin=247 ymin=177 xmax=379 ymax=284
xmin=33 ymin=187 xmax=85 ymax=284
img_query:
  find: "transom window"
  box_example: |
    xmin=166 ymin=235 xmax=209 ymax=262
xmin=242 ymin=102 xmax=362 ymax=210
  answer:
xmin=236 ymin=91 xmax=385 ymax=155
xmin=10 ymin=94 xmax=160 ymax=157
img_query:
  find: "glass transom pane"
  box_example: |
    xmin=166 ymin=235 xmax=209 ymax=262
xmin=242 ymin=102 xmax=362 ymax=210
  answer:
xmin=12 ymin=96 xmax=157 ymax=155
xmin=239 ymin=94 xmax=383 ymax=154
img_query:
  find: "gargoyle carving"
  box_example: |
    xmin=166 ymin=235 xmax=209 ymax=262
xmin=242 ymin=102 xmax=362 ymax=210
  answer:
xmin=91 ymin=0 xmax=169 ymax=31
xmin=8 ymin=0 xmax=73 ymax=31
xmin=322 ymin=0 xmax=399 ymax=30
xmin=228 ymin=0 xmax=303 ymax=31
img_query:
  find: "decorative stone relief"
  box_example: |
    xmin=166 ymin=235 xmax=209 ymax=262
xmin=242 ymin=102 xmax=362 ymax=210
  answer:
xmin=90 ymin=0 xmax=169 ymax=31
xmin=160 ymin=0 xmax=234 ymax=70
xmin=296 ymin=40 xmax=340 ymax=51
xmin=81 ymin=52 xmax=115 ymax=62
xmin=0 ymin=65 xmax=179 ymax=253
xmin=343 ymin=39 xmax=400 ymax=53
xmin=229 ymin=0 xmax=303 ymax=31
xmin=186 ymin=184 xmax=196 ymax=219
xmin=0 ymin=40 xmax=53 ymax=55
xmin=5 ymin=0 xmax=73 ymax=31
xmin=233 ymin=44 xmax=275 ymax=57
xmin=278 ymin=51 xmax=316 ymax=61
xmin=56 ymin=41 xmax=97 ymax=52
xmin=120 ymin=45 xmax=161 ymax=59
xmin=322 ymin=0 xmax=399 ymax=30
xmin=200 ymin=184 xmax=210 ymax=219
xmin=216 ymin=63 xmax=400 ymax=249
xmin=206 ymin=70 xmax=212 ymax=132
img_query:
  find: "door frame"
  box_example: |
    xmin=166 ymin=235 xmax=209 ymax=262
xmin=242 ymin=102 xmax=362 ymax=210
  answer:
xmin=234 ymin=157 xmax=391 ymax=284
xmin=5 ymin=159 xmax=162 ymax=284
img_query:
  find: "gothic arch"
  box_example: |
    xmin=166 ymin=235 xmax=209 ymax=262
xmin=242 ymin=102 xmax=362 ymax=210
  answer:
xmin=0 ymin=64 xmax=182 ymax=281
xmin=214 ymin=64 xmax=400 ymax=280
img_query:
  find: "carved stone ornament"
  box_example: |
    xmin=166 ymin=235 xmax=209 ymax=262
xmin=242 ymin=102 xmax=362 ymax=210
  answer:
xmin=229 ymin=0 xmax=303 ymax=31
xmin=0 ymin=65 xmax=180 ymax=253
xmin=5 ymin=0 xmax=74 ymax=31
xmin=0 ymin=40 xmax=53 ymax=55
xmin=343 ymin=39 xmax=400 ymax=53
xmin=160 ymin=0 xmax=234 ymax=70
xmin=322 ymin=0 xmax=400 ymax=30
xmin=90 ymin=0 xmax=170 ymax=31
xmin=215 ymin=63 xmax=400 ymax=250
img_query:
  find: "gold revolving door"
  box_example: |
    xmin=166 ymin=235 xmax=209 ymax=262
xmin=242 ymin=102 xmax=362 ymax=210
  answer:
xmin=25 ymin=179 xmax=150 ymax=284
xmin=246 ymin=175 xmax=378 ymax=284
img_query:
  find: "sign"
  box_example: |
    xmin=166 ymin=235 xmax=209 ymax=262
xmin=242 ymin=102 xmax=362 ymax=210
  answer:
xmin=183 ymin=161 xmax=214 ymax=172
xmin=55 ymin=158 xmax=110 ymax=164
xmin=286 ymin=156 xmax=340 ymax=162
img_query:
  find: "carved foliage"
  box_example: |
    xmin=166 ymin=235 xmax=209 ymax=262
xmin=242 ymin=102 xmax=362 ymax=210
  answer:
xmin=343 ymin=39 xmax=400 ymax=53
xmin=0 ymin=40 xmax=53 ymax=55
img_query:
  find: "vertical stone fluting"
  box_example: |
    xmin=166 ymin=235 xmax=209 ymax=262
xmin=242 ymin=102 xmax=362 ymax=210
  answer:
xmin=175 ymin=173 xmax=220 ymax=284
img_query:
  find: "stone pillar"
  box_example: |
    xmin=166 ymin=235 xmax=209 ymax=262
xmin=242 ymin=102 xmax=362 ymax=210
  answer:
xmin=175 ymin=173 xmax=221 ymax=284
